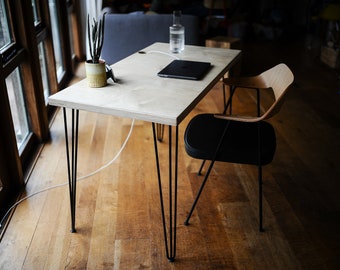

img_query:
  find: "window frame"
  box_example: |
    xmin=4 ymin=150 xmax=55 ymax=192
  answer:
xmin=0 ymin=0 xmax=84 ymax=229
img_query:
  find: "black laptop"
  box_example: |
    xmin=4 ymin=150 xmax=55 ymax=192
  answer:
xmin=157 ymin=60 xmax=211 ymax=80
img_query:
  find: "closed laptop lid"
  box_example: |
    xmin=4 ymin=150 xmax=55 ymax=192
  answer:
xmin=157 ymin=60 xmax=211 ymax=80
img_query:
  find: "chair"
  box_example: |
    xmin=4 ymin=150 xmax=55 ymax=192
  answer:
xmin=184 ymin=63 xmax=294 ymax=231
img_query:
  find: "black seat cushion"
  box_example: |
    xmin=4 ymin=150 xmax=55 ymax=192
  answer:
xmin=184 ymin=114 xmax=276 ymax=165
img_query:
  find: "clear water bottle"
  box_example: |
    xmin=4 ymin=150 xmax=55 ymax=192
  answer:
xmin=169 ymin=10 xmax=185 ymax=53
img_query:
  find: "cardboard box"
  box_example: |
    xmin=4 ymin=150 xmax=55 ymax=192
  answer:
xmin=205 ymin=36 xmax=242 ymax=76
xmin=320 ymin=46 xmax=339 ymax=68
xmin=205 ymin=36 xmax=241 ymax=49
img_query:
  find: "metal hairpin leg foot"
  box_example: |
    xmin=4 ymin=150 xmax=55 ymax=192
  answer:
xmin=152 ymin=123 xmax=178 ymax=262
xmin=63 ymin=108 xmax=79 ymax=233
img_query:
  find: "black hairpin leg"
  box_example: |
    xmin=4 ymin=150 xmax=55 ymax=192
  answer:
xmin=63 ymin=108 xmax=79 ymax=233
xmin=152 ymin=123 xmax=178 ymax=262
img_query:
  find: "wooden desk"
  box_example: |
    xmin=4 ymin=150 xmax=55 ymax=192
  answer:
xmin=49 ymin=42 xmax=241 ymax=261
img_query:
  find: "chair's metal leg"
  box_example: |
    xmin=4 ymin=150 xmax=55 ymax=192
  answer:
xmin=222 ymin=77 xmax=226 ymax=110
xmin=156 ymin=123 xmax=165 ymax=142
xmin=185 ymin=121 xmax=231 ymax=226
xmin=198 ymin=160 xmax=206 ymax=175
xmin=258 ymin=164 xmax=264 ymax=232
xmin=63 ymin=108 xmax=79 ymax=233
xmin=229 ymin=87 xmax=233 ymax=115
xmin=184 ymin=159 xmax=215 ymax=226
xmin=152 ymin=123 xmax=178 ymax=262
xmin=256 ymin=88 xmax=261 ymax=117
xmin=257 ymin=122 xmax=264 ymax=232
xmin=223 ymin=85 xmax=236 ymax=115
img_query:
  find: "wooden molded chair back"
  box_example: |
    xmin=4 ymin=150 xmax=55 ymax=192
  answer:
xmin=218 ymin=63 xmax=294 ymax=122
xmin=259 ymin=63 xmax=294 ymax=120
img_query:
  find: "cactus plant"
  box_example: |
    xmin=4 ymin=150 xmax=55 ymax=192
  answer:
xmin=87 ymin=13 xmax=106 ymax=64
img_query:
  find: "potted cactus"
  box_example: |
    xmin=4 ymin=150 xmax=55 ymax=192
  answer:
xmin=85 ymin=13 xmax=107 ymax=87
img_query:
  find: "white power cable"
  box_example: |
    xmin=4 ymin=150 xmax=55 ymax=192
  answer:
xmin=147 ymin=50 xmax=180 ymax=60
xmin=0 ymin=118 xmax=135 ymax=228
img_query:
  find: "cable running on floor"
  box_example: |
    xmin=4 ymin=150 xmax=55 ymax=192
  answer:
xmin=0 ymin=118 xmax=135 ymax=229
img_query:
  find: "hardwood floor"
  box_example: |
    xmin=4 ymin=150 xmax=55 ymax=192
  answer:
xmin=0 ymin=41 xmax=339 ymax=269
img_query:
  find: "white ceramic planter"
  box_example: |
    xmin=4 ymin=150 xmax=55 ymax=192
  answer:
xmin=85 ymin=59 xmax=107 ymax=87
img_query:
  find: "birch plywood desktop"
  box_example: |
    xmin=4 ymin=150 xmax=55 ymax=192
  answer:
xmin=48 ymin=42 xmax=241 ymax=261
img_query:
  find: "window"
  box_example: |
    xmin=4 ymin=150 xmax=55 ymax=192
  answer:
xmin=0 ymin=0 xmax=13 ymax=50
xmin=48 ymin=0 xmax=65 ymax=81
xmin=0 ymin=0 xmax=84 ymax=230
xmin=38 ymin=42 xmax=51 ymax=104
xmin=5 ymin=67 xmax=31 ymax=150
xmin=31 ymin=0 xmax=42 ymax=27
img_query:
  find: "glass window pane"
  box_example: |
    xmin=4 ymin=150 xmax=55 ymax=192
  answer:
xmin=48 ymin=0 xmax=65 ymax=81
xmin=0 ymin=0 xmax=13 ymax=49
xmin=31 ymin=0 xmax=42 ymax=26
xmin=5 ymin=67 xmax=31 ymax=150
xmin=38 ymin=42 xmax=51 ymax=104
